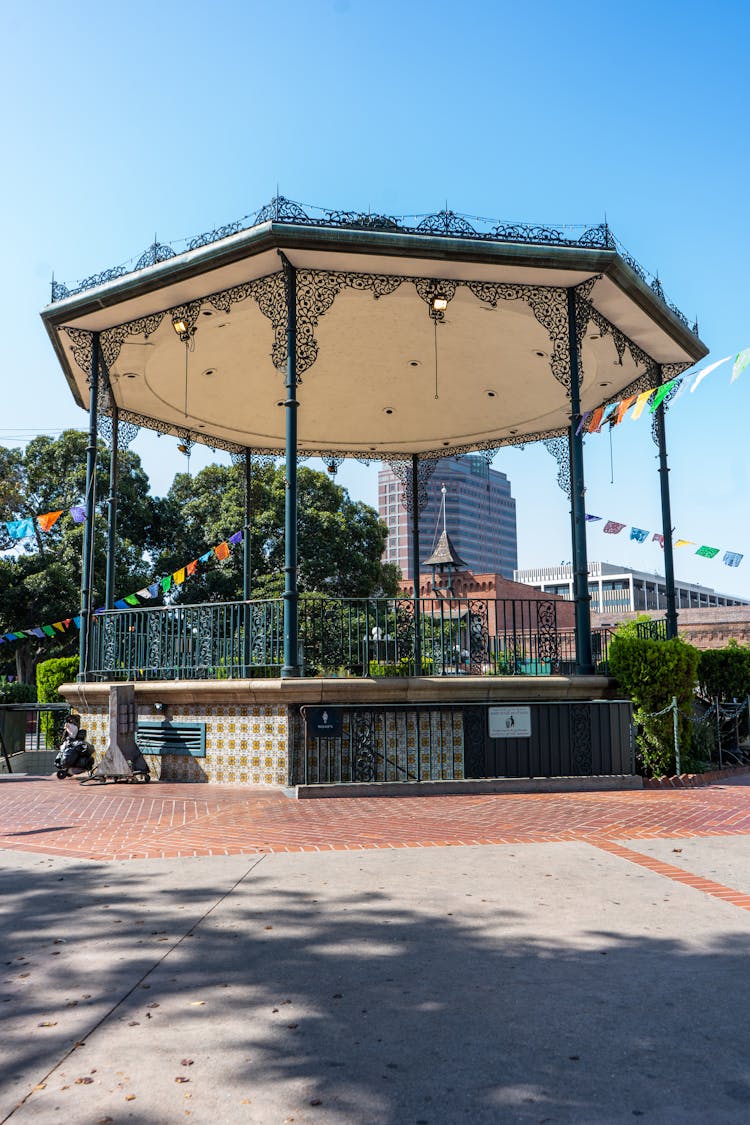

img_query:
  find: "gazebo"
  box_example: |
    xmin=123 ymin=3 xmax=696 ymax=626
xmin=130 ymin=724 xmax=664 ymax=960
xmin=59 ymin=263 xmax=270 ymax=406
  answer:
xmin=41 ymin=198 xmax=706 ymax=789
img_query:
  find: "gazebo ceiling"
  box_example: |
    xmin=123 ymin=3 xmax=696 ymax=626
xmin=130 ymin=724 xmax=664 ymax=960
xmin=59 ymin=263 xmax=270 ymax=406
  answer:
xmin=42 ymin=203 xmax=708 ymax=458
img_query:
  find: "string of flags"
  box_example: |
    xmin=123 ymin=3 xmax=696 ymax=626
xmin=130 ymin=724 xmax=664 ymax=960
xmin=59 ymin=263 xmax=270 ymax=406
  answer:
xmin=0 ymin=530 xmax=244 ymax=645
xmin=0 ymin=506 xmax=86 ymax=545
xmin=585 ymin=514 xmax=743 ymax=569
xmin=577 ymin=348 xmax=749 ymax=434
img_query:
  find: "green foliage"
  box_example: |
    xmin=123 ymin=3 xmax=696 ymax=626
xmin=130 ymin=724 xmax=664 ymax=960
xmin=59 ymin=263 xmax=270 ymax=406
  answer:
xmin=36 ymin=656 xmax=79 ymax=703
xmin=154 ymin=462 xmax=399 ymax=603
xmin=697 ymin=641 xmax=750 ymax=703
xmin=369 ymin=657 xmax=434 ymax=677
xmin=0 ymin=678 xmax=36 ymax=704
xmin=0 ymin=432 xmax=157 ymax=682
xmin=36 ymin=656 xmax=78 ymax=748
xmin=608 ymin=633 xmax=700 ymax=777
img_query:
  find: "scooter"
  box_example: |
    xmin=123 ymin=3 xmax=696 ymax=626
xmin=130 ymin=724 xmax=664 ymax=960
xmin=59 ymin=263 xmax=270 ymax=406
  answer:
xmin=55 ymin=715 xmax=95 ymax=779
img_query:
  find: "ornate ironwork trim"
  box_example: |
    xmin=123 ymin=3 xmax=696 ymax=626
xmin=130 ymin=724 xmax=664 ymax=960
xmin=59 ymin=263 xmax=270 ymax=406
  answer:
xmin=50 ymin=197 xmax=697 ymax=339
xmin=383 ymin=456 xmax=440 ymax=517
xmin=543 ymin=437 xmax=571 ymax=500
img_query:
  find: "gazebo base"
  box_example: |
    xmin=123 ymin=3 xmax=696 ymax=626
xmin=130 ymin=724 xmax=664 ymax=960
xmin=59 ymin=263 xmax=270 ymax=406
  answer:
xmin=60 ymin=676 xmax=630 ymax=788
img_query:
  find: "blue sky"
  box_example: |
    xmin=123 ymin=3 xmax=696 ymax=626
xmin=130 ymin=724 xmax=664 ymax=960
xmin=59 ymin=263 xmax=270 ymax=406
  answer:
xmin=2 ymin=0 xmax=749 ymax=597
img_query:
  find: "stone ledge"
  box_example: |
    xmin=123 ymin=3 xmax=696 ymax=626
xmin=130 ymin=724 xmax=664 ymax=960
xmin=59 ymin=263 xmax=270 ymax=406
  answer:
xmin=61 ymin=675 xmax=619 ymax=707
xmin=295 ymin=775 xmax=643 ymax=799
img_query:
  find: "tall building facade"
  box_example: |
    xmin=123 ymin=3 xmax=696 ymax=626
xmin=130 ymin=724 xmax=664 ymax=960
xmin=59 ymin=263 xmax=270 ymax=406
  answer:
xmin=379 ymin=456 xmax=518 ymax=579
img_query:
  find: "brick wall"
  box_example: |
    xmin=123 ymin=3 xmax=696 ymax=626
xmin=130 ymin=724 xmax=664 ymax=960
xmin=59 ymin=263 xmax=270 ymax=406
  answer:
xmin=592 ymin=607 xmax=750 ymax=650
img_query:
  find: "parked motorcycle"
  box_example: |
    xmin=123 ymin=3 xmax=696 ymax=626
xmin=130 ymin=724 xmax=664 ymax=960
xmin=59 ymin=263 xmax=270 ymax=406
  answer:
xmin=55 ymin=715 xmax=95 ymax=779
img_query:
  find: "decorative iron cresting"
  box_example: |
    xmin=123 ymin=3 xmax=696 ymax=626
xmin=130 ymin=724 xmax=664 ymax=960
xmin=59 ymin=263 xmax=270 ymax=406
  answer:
xmin=50 ymin=197 xmax=697 ymax=337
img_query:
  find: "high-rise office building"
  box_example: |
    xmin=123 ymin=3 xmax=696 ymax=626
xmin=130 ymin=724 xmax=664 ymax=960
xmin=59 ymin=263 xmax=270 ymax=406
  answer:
xmin=378 ymin=455 xmax=518 ymax=579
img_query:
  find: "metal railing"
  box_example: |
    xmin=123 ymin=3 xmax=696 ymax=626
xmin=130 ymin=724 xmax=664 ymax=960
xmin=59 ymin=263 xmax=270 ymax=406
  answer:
xmin=87 ymin=595 xmax=613 ymax=681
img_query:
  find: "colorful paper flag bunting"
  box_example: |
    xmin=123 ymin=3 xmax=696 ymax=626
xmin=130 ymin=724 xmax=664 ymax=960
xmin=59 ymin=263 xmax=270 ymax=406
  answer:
xmin=603 ymin=521 xmax=626 ymax=535
xmin=229 ymin=531 xmax=243 ymax=545
xmin=690 ymin=355 xmax=731 ymax=394
xmin=630 ymin=528 xmax=648 ymax=543
xmin=173 ymin=568 xmax=186 ymax=585
xmin=614 ymin=396 xmax=636 ymax=425
xmin=674 ymin=540 xmax=695 ymax=548
xmin=696 ymin=546 xmax=720 ymax=559
xmin=214 ymin=542 xmax=230 ymax=561
xmin=587 ymin=407 xmax=605 ymax=433
xmin=7 ymin=519 xmax=35 ymax=540
xmin=723 ymin=551 xmax=744 ymax=567
xmin=70 ymin=505 xmax=86 ymax=524
xmin=585 ymin=514 xmax=602 ymax=523
xmin=124 ymin=594 xmax=140 ymax=606
xmin=37 ymin=510 xmax=63 ymax=532
xmin=731 ymin=348 xmax=750 ymax=384
xmin=186 ymin=560 xmax=198 ymax=576
xmin=630 ymin=390 xmax=653 ymax=421
xmin=649 ymin=378 xmax=679 ymax=413
xmin=160 ymin=575 xmax=172 ymax=593
xmin=652 ymin=533 xmax=664 ymax=548
xmin=576 ymin=412 xmax=591 ymax=436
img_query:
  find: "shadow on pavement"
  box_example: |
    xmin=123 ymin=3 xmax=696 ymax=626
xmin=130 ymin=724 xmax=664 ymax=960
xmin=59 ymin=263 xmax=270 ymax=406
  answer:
xmin=1 ymin=849 xmax=750 ymax=1124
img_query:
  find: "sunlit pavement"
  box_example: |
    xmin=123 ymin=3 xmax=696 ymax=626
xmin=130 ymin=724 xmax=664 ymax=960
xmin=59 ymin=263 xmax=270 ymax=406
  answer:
xmin=3 ymin=777 xmax=750 ymax=1123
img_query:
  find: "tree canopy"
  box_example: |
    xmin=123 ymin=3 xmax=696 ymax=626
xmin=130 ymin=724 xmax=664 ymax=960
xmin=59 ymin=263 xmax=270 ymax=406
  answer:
xmin=0 ymin=431 xmax=157 ymax=680
xmin=153 ymin=461 xmax=399 ymax=602
xmin=0 ymin=437 xmax=398 ymax=681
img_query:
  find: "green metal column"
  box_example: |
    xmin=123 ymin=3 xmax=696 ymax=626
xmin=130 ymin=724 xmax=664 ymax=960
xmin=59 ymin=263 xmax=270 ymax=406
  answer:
xmin=105 ymin=403 xmax=119 ymax=610
xmin=78 ymin=332 xmax=100 ymax=680
xmin=411 ymin=454 xmax=422 ymax=674
xmin=654 ymin=367 xmax=678 ymax=639
xmin=280 ymin=255 xmax=300 ymax=678
xmin=566 ymin=288 xmax=594 ymax=674
xmin=243 ymin=448 xmax=252 ymax=601
xmin=242 ymin=448 xmax=252 ymax=676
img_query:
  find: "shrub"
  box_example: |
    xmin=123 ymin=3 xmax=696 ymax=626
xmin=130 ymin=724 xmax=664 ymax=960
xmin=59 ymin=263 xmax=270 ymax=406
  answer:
xmin=36 ymin=657 xmax=79 ymax=747
xmin=608 ymin=633 xmax=700 ymax=778
xmin=0 ymin=679 xmax=37 ymax=704
xmin=697 ymin=641 xmax=750 ymax=703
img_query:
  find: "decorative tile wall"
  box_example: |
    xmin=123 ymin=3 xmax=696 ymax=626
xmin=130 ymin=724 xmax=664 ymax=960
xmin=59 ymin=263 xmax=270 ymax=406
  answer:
xmin=302 ymin=708 xmax=464 ymax=784
xmin=74 ymin=703 xmax=289 ymax=786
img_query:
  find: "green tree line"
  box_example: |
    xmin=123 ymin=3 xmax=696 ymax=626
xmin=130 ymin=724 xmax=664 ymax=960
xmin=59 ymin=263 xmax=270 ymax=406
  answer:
xmin=0 ymin=432 xmax=399 ymax=682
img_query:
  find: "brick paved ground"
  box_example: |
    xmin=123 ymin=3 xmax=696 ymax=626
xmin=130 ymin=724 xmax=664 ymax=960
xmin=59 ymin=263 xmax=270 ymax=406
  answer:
xmin=3 ymin=776 xmax=750 ymax=861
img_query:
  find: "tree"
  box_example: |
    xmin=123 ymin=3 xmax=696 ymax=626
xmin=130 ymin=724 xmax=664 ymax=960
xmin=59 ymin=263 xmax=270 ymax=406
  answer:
xmin=154 ymin=461 xmax=400 ymax=603
xmin=0 ymin=431 xmax=157 ymax=682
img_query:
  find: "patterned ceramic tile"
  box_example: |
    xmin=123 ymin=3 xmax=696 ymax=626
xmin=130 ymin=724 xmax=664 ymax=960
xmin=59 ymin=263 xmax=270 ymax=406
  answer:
xmin=73 ymin=702 xmax=290 ymax=786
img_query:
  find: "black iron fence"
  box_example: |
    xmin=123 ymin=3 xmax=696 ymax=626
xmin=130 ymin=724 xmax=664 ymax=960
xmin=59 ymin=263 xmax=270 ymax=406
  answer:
xmin=87 ymin=595 xmax=614 ymax=682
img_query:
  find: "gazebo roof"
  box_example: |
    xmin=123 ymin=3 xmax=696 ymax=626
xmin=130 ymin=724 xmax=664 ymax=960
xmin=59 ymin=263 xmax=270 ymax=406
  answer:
xmin=41 ymin=198 xmax=708 ymax=460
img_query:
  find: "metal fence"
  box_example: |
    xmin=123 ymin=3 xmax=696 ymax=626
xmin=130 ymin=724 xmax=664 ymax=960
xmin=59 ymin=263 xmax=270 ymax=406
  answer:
xmin=87 ymin=595 xmax=613 ymax=682
xmin=0 ymin=703 xmax=69 ymax=773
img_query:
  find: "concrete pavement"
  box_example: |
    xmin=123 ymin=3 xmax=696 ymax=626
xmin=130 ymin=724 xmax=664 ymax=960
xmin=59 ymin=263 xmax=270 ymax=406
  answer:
xmin=3 ymin=803 xmax=750 ymax=1123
